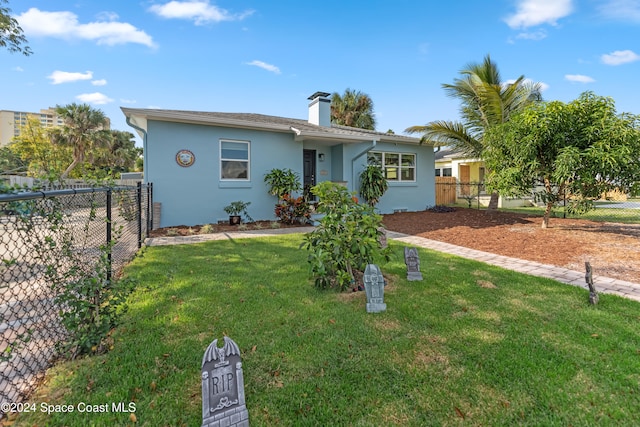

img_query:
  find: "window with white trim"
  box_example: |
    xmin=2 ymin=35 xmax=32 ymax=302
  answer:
xmin=368 ymin=151 xmax=416 ymax=182
xmin=220 ymin=139 xmax=250 ymax=180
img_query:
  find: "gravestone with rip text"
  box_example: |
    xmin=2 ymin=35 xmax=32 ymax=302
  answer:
xmin=201 ymin=336 xmax=249 ymax=427
xmin=364 ymin=264 xmax=387 ymax=313
xmin=404 ymin=247 xmax=423 ymax=281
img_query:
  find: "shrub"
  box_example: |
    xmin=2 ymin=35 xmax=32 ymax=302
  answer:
xmin=200 ymin=223 xmax=215 ymax=234
xmin=274 ymin=194 xmax=312 ymax=224
xmin=264 ymin=168 xmax=302 ymax=198
xmin=302 ymin=182 xmax=390 ymax=291
xmin=359 ymin=164 xmax=388 ymax=206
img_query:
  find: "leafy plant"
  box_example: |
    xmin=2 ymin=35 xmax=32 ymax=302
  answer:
xmin=55 ymin=224 xmax=135 ymax=357
xmin=223 ymin=200 xmax=253 ymax=223
xmin=359 ymin=164 xmax=388 ymax=206
xmin=264 ymin=168 xmax=302 ymax=199
xmin=302 ymin=181 xmax=390 ymax=290
xmin=274 ymin=194 xmax=312 ymax=224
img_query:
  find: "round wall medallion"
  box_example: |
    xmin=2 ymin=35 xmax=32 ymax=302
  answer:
xmin=176 ymin=149 xmax=195 ymax=167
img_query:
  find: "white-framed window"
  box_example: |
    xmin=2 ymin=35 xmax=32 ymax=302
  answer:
xmin=442 ymin=167 xmax=452 ymax=177
xmin=220 ymin=139 xmax=250 ymax=180
xmin=368 ymin=151 xmax=416 ymax=182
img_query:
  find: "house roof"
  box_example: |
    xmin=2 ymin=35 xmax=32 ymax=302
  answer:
xmin=434 ymin=147 xmax=481 ymax=162
xmin=121 ymin=107 xmax=429 ymax=145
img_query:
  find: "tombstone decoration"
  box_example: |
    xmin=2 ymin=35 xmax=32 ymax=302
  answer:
xmin=364 ymin=264 xmax=387 ymax=313
xmin=377 ymin=227 xmax=388 ymax=249
xmin=404 ymin=247 xmax=423 ymax=281
xmin=201 ymin=336 xmax=249 ymax=427
xmin=585 ymin=262 xmax=599 ymax=305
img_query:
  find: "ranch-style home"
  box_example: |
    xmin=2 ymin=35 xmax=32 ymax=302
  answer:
xmin=122 ymin=92 xmax=436 ymax=228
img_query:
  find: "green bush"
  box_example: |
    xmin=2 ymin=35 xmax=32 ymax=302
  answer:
xmin=274 ymin=194 xmax=312 ymax=224
xmin=359 ymin=164 xmax=388 ymax=206
xmin=302 ymin=182 xmax=389 ymax=291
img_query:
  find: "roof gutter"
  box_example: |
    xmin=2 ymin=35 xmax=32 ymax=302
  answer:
xmin=351 ymin=140 xmax=377 ymax=193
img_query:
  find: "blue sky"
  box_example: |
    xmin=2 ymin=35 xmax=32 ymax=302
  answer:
xmin=2 ymin=0 xmax=639 ymax=146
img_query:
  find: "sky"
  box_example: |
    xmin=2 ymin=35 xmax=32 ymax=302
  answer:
xmin=2 ymin=0 xmax=640 ymax=146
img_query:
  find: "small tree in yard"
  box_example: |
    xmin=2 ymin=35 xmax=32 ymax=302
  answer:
xmin=302 ymin=182 xmax=390 ymax=291
xmin=484 ymin=91 xmax=640 ymax=228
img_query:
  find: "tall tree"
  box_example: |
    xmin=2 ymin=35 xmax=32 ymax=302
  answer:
xmin=50 ymin=103 xmax=110 ymax=179
xmin=0 ymin=0 xmax=31 ymax=55
xmin=10 ymin=116 xmax=70 ymax=180
xmin=330 ymin=88 xmax=376 ymax=130
xmin=405 ymin=54 xmax=541 ymax=209
xmin=483 ymin=92 xmax=640 ymax=228
xmin=91 ymin=130 xmax=139 ymax=176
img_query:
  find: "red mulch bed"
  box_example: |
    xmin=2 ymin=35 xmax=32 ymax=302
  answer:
xmin=382 ymin=208 xmax=640 ymax=284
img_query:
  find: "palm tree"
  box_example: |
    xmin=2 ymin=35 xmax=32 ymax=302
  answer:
xmin=51 ymin=103 xmax=110 ymax=179
xmin=406 ymin=54 xmax=541 ymax=210
xmin=330 ymin=88 xmax=376 ymax=130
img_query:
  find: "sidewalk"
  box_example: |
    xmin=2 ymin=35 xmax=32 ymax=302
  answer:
xmin=146 ymin=227 xmax=640 ymax=303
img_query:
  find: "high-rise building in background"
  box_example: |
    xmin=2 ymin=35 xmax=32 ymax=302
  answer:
xmin=0 ymin=108 xmax=111 ymax=147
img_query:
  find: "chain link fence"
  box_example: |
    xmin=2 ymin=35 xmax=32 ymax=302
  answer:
xmin=0 ymin=183 xmax=152 ymax=413
xmin=435 ymin=180 xmax=639 ymax=224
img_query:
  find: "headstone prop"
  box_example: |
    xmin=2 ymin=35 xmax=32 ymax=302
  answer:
xmin=201 ymin=336 xmax=249 ymax=427
xmin=404 ymin=247 xmax=423 ymax=281
xmin=377 ymin=227 xmax=388 ymax=249
xmin=364 ymin=264 xmax=387 ymax=313
xmin=585 ymin=262 xmax=598 ymax=305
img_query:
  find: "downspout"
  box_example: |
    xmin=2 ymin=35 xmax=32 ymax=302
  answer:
xmin=351 ymin=140 xmax=377 ymax=193
xmin=126 ymin=116 xmax=148 ymax=184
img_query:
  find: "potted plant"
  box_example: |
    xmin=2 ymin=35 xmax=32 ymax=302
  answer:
xmin=223 ymin=201 xmax=252 ymax=225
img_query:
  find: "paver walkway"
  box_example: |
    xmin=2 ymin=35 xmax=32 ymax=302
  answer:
xmin=146 ymin=227 xmax=640 ymax=303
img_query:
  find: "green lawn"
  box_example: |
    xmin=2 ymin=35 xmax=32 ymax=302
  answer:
xmin=13 ymin=234 xmax=640 ymax=426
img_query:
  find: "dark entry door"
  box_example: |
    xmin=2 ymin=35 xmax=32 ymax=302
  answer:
xmin=303 ymin=149 xmax=316 ymax=199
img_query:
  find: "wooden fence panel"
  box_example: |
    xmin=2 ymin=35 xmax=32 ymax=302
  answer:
xmin=435 ymin=177 xmax=457 ymax=205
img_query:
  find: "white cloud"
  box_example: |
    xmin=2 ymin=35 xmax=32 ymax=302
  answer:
xmin=48 ymin=70 xmax=93 ymax=84
xmin=149 ymin=1 xmax=254 ymax=25
xmin=505 ymin=0 xmax=573 ymax=29
xmin=246 ymin=60 xmax=281 ymax=74
xmin=601 ymin=50 xmax=640 ymax=65
xmin=76 ymin=92 xmax=114 ymax=105
xmin=565 ymin=74 xmax=595 ymax=83
xmin=92 ymin=79 xmax=107 ymax=86
xmin=515 ymin=29 xmax=548 ymax=40
xmin=14 ymin=66 xmax=24 ymax=72
xmin=597 ymin=0 xmax=640 ymax=22
xmin=17 ymin=8 xmax=155 ymax=48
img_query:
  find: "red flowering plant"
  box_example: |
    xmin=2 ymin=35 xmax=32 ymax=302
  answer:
xmin=274 ymin=194 xmax=312 ymax=225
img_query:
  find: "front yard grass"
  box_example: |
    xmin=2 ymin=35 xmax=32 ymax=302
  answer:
xmin=13 ymin=234 xmax=640 ymax=426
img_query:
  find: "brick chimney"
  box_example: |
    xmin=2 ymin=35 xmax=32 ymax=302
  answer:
xmin=307 ymin=91 xmax=331 ymax=127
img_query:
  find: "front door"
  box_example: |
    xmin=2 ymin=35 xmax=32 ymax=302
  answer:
xmin=303 ymin=149 xmax=316 ymax=199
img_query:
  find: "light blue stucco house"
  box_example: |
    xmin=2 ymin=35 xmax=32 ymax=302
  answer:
xmin=122 ymin=92 xmax=435 ymax=228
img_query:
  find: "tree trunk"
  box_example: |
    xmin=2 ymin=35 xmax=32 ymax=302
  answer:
xmin=485 ymin=191 xmax=499 ymax=213
xmin=542 ymin=202 xmax=553 ymax=229
xmin=60 ymin=157 xmax=80 ymax=180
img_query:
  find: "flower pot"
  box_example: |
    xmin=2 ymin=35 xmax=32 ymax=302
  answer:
xmin=229 ymin=215 xmax=241 ymax=225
